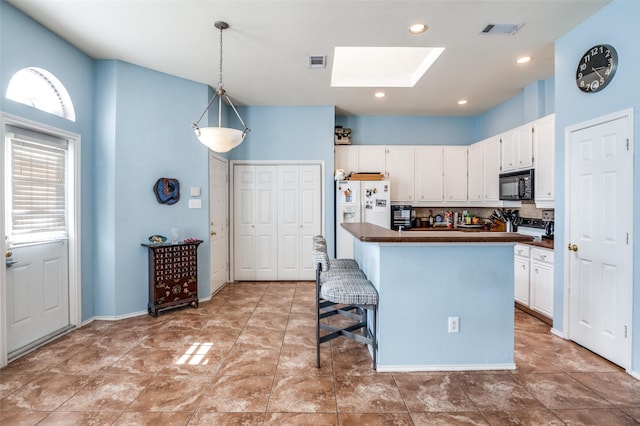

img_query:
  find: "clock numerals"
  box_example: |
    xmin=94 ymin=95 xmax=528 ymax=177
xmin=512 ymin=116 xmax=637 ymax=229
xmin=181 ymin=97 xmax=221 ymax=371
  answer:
xmin=576 ymin=44 xmax=617 ymax=93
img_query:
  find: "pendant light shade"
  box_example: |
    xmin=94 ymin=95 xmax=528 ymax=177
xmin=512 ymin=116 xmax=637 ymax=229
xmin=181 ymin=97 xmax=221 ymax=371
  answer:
xmin=193 ymin=21 xmax=250 ymax=153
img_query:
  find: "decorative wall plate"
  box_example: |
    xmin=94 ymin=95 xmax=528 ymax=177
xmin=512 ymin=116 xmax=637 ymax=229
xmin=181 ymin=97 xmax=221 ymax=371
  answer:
xmin=154 ymin=178 xmax=180 ymax=205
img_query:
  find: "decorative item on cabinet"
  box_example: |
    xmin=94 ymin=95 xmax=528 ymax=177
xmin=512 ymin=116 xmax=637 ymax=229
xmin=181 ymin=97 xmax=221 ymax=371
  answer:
xmin=141 ymin=239 xmax=202 ymax=317
xmin=334 ymin=126 xmax=352 ymax=145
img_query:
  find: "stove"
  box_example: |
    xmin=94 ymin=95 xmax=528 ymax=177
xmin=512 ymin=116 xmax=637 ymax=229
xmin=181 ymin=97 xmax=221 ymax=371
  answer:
xmin=516 ymin=218 xmax=546 ymax=238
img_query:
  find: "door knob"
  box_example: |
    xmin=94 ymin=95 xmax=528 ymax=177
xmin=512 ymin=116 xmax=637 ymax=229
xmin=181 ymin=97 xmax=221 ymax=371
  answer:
xmin=5 ymin=250 xmax=12 ymax=258
xmin=210 ymin=231 xmax=217 ymax=236
xmin=567 ymin=244 xmax=578 ymax=252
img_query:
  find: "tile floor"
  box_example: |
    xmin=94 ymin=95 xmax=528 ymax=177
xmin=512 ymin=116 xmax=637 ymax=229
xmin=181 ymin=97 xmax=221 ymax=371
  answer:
xmin=1 ymin=281 xmax=639 ymax=425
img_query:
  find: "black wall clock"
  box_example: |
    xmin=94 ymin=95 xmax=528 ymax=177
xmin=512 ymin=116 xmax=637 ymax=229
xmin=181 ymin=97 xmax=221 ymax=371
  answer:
xmin=576 ymin=44 xmax=618 ymax=93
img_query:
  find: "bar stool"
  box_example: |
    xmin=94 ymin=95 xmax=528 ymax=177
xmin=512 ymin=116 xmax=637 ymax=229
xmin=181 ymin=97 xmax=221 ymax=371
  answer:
xmin=312 ymin=248 xmax=378 ymax=370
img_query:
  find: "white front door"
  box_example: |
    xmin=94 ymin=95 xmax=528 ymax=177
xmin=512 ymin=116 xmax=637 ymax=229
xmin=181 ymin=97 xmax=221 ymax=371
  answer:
xmin=209 ymin=154 xmax=228 ymax=295
xmin=3 ymin=120 xmax=77 ymax=361
xmin=567 ymin=112 xmax=632 ymax=368
xmin=6 ymin=241 xmax=69 ymax=355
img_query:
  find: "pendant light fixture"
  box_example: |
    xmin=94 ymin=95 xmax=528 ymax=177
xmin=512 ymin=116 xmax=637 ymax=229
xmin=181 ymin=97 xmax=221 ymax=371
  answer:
xmin=193 ymin=21 xmax=250 ymax=153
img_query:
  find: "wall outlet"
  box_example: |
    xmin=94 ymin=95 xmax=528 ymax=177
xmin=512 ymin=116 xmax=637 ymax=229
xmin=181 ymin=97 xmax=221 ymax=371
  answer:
xmin=448 ymin=316 xmax=459 ymax=333
xmin=541 ymin=209 xmax=554 ymax=221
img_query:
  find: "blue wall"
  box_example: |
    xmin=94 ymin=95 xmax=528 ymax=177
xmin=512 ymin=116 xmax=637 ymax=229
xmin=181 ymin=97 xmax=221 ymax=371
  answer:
xmin=554 ymin=0 xmax=640 ymax=375
xmin=1 ymin=0 xmax=96 ymax=319
xmin=93 ymin=60 xmax=210 ymax=317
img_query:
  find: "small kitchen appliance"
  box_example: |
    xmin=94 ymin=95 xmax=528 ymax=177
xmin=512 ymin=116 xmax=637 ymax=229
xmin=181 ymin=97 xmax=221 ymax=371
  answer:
xmin=543 ymin=220 xmax=554 ymax=240
xmin=499 ymin=169 xmax=534 ymax=201
xmin=391 ymin=205 xmax=412 ymax=230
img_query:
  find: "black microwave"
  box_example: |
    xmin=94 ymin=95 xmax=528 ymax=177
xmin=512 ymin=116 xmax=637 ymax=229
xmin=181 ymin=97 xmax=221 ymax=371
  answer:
xmin=499 ymin=169 xmax=534 ymax=201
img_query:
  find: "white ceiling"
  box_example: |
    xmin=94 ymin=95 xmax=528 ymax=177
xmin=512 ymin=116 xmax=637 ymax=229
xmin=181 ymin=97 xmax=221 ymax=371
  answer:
xmin=8 ymin=0 xmax=610 ymax=116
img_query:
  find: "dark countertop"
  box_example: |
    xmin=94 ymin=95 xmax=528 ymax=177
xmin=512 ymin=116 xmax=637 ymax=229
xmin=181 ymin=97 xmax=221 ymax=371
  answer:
xmin=524 ymin=238 xmax=554 ymax=250
xmin=342 ymin=222 xmax=535 ymax=244
xmin=409 ymin=226 xmax=555 ymax=250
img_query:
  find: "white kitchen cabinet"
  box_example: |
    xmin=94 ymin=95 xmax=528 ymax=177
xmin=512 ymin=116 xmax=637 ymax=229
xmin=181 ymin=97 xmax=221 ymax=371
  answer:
xmin=483 ymin=136 xmax=501 ymax=202
xmin=530 ymin=247 xmax=554 ymax=318
xmin=233 ymin=165 xmax=278 ymax=281
xmin=533 ymin=114 xmax=555 ymax=206
xmin=414 ymin=146 xmax=444 ymax=202
xmin=443 ymin=147 xmax=468 ymax=202
xmin=335 ymin=145 xmax=359 ymax=175
xmin=467 ymin=142 xmax=483 ymax=202
xmin=277 ymin=165 xmax=322 ymax=281
xmin=386 ymin=146 xmax=415 ymax=202
xmin=468 ymin=136 xmax=501 ymax=204
xmin=501 ymin=123 xmax=533 ymax=172
xmin=358 ymin=145 xmax=386 ymax=173
xmin=514 ymin=244 xmax=531 ymax=305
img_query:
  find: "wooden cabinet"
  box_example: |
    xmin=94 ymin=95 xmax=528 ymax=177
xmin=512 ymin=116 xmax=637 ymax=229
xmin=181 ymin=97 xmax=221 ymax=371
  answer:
xmin=414 ymin=146 xmax=444 ymax=202
xmin=501 ymin=124 xmax=533 ymax=172
xmin=530 ymin=247 xmax=554 ymax=318
xmin=514 ymin=244 xmax=553 ymax=321
xmin=335 ymin=145 xmax=359 ymax=175
xmin=358 ymin=145 xmax=386 ymax=173
xmin=467 ymin=142 xmax=483 ymax=202
xmin=533 ymin=114 xmax=555 ymax=206
xmin=386 ymin=146 xmax=415 ymax=202
xmin=143 ymin=240 xmax=202 ymax=317
xmin=483 ymin=136 xmax=501 ymax=202
xmin=443 ymin=147 xmax=468 ymax=202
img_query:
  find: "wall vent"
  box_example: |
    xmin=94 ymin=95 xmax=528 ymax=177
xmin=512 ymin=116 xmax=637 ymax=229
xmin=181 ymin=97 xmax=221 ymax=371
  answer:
xmin=480 ymin=23 xmax=524 ymax=35
xmin=309 ymin=55 xmax=326 ymax=68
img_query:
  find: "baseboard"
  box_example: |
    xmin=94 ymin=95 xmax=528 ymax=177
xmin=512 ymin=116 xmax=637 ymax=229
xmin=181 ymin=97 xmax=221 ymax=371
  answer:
xmin=376 ymin=363 xmax=516 ymax=373
xmin=550 ymin=327 xmax=567 ymax=339
xmin=92 ymin=310 xmax=148 ymax=322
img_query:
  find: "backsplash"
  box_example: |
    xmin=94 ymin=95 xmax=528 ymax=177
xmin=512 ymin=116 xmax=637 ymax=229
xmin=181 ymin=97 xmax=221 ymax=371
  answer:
xmin=411 ymin=201 xmax=550 ymax=222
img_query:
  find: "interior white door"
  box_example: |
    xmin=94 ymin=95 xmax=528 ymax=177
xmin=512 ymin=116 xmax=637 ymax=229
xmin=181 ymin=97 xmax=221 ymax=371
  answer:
xmin=209 ymin=154 xmax=228 ymax=295
xmin=6 ymin=241 xmax=69 ymax=355
xmin=278 ymin=165 xmax=321 ymax=280
xmin=567 ymin=114 xmax=632 ymax=368
xmin=233 ymin=165 xmax=256 ymax=280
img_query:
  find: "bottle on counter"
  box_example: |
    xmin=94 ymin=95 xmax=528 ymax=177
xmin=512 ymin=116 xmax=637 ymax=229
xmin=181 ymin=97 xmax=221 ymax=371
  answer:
xmin=465 ymin=211 xmax=472 ymax=225
xmin=428 ymin=210 xmax=434 ymax=228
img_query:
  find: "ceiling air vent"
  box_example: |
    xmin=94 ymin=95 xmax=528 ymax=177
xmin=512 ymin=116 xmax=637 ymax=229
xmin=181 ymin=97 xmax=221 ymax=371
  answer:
xmin=480 ymin=23 xmax=524 ymax=35
xmin=309 ymin=55 xmax=326 ymax=68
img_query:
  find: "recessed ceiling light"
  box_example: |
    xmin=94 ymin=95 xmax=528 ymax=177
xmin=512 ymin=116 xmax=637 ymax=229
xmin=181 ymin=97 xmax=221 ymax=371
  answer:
xmin=516 ymin=56 xmax=532 ymax=64
xmin=458 ymin=99 xmax=468 ymax=105
xmin=331 ymin=46 xmax=445 ymax=87
xmin=409 ymin=23 xmax=427 ymax=34
xmin=375 ymin=92 xmax=386 ymax=98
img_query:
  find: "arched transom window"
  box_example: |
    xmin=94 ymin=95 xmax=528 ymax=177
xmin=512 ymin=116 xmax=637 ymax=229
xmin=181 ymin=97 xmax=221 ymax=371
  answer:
xmin=6 ymin=67 xmax=76 ymax=122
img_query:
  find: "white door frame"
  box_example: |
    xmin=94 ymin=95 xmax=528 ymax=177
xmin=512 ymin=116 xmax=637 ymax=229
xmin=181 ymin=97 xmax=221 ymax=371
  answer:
xmin=229 ymin=160 xmax=326 ymax=282
xmin=562 ymin=107 xmax=634 ymax=372
xmin=208 ymin=151 xmax=229 ymax=296
xmin=0 ymin=113 xmax=82 ymax=367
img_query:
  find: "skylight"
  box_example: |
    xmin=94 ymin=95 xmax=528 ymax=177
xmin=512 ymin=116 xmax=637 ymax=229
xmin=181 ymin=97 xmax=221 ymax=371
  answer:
xmin=330 ymin=46 xmax=445 ymax=88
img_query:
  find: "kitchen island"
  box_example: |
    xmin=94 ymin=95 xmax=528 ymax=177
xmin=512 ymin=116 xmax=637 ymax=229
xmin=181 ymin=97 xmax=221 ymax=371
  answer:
xmin=342 ymin=222 xmax=533 ymax=372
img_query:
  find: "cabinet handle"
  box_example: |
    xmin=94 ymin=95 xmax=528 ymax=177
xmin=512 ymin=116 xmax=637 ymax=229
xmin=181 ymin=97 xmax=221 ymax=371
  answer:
xmin=540 ymin=255 xmax=546 ymax=260
xmin=521 ymin=264 xmax=526 ymax=270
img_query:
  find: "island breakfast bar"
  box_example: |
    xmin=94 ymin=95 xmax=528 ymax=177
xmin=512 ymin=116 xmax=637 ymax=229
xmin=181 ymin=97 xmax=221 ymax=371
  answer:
xmin=342 ymin=222 xmax=534 ymax=372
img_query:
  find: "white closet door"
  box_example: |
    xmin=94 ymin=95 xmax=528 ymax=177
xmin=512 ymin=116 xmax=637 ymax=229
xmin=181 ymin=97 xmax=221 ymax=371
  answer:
xmin=254 ymin=166 xmax=278 ymax=280
xmin=277 ymin=165 xmax=321 ymax=280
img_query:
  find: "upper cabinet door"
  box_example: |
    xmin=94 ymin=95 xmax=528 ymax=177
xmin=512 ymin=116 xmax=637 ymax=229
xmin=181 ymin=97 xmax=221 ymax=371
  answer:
xmin=358 ymin=145 xmax=386 ymax=174
xmin=443 ymin=147 xmax=468 ymax=202
xmin=500 ymin=130 xmax=517 ymax=172
xmin=386 ymin=146 xmax=415 ymax=202
xmin=335 ymin=145 xmax=359 ymax=175
xmin=467 ymin=142 xmax=483 ymax=202
xmin=516 ymin=123 xmax=534 ymax=170
xmin=415 ymin=146 xmax=444 ymax=202
xmin=482 ymin=136 xmax=501 ymax=202
xmin=533 ymin=114 xmax=555 ymax=204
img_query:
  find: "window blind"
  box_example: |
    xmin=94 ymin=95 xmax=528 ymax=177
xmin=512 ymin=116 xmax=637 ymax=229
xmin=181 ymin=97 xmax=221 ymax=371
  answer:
xmin=8 ymin=135 xmax=68 ymax=244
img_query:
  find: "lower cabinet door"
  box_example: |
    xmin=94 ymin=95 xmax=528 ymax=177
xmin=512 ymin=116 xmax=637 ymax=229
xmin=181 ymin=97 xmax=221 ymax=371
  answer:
xmin=514 ymin=256 xmax=530 ymax=305
xmin=530 ymin=261 xmax=553 ymax=317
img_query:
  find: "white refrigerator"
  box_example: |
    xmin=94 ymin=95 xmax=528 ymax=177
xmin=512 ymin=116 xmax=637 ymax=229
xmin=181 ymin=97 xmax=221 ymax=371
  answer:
xmin=336 ymin=180 xmax=391 ymax=259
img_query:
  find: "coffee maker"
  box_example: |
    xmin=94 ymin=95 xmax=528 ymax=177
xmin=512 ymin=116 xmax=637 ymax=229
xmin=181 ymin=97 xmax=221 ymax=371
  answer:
xmin=543 ymin=221 xmax=554 ymax=240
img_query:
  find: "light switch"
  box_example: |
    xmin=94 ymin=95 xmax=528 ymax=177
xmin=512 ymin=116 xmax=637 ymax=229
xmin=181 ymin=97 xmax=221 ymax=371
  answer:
xmin=189 ymin=199 xmax=202 ymax=209
xmin=190 ymin=187 xmax=201 ymax=197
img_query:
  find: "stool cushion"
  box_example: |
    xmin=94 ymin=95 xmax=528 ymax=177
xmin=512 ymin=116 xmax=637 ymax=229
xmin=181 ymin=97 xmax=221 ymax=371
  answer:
xmin=321 ymin=278 xmax=378 ymax=306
